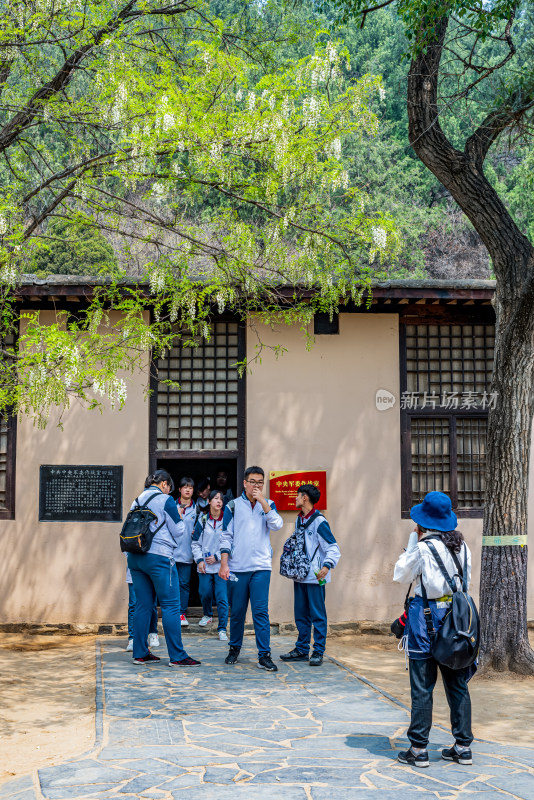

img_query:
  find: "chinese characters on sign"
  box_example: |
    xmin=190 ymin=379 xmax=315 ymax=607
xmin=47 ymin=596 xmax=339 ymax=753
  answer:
xmin=269 ymin=471 xmax=327 ymax=511
xmin=39 ymin=465 xmax=123 ymax=522
xmin=400 ymin=391 xmax=498 ymax=411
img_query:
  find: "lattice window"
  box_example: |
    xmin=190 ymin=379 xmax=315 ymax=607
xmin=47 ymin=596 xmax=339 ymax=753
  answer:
xmin=402 ymin=322 xmax=494 ymax=516
xmin=457 ymin=417 xmax=487 ymax=508
xmin=155 ymin=321 xmax=241 ymax=451
xmin=411 ymin=418 xmax=450 ymax=501
xmin=0 ymin=333 xmax=16 ymax=516
xmin=406 ymin=324 xmax=494 ymax=396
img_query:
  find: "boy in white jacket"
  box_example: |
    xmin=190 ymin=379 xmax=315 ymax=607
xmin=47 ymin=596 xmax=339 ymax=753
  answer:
xmin=219 ymin=465 xmax=283 ymax=671
xmin=280 ymin=484 xmax=340 ymax=666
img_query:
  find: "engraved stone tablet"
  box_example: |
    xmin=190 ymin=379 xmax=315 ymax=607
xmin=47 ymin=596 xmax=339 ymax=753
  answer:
xmin=39 ymin=465 xmax=123 ymax=522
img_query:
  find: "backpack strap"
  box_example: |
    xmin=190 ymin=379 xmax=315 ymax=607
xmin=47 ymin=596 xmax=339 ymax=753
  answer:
xmin=423 ymin=541 xmax=458 ymax=594
xmin=139 ymin=492 xmax=163 ymax=510
xmin=419 ymin=576 xmax=436 ymax=639
xmin=297 ymin=511 xmax=324 ymax=531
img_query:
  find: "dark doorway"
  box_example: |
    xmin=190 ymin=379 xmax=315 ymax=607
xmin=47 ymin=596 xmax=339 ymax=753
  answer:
xmin=156 ymin=457 xmax=239 ymax=610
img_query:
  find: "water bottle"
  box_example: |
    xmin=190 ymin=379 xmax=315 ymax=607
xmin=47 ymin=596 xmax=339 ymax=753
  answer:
xmin=228 ymin=572 xmax=239 ymax=582
xmin=204 ymin=551 xmax=211 ymax=559
xmin=314 ymin=570 xmax=326 ymax=586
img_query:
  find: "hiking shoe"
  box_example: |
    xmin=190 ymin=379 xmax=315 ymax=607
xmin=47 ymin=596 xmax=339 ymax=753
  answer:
xmin=258 ymin=654 xmax=278 ymax=672
xmin=169 ymin=657 xmax=201 ymax=667
xmin=148 ymin=633 xmax=160 ymax=648
xmin=126 ymin=638 xmax=133 ymax=652
xmin=225 ymin=646 xmax=240 ymax=664
xmin=218 ymin=630 xmax=228 ymax=641
xmin=309 ymin=651 xmax=323 ymax=666
xmin=133 ymin=652 xmax=160 ymax=665
xmin=180 ymin=614 xmax=189 ymax=626
xmin=280 ymin=648 xmax=308 ymax=661
xmin=198 ymin=616 xmax=213 ymax=627
xmin=442 ymin=745 xmax=473 ymax=765
xmin=397 ymin=748 xmax=429 ymax=768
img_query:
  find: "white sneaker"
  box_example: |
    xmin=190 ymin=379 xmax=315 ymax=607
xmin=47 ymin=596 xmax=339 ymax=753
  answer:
xmin=180 ymin=614 xmax=189 ymax=627
xmin=148 ymin=633 xmax=160 ymax=648
xmin=126 ymin=638 xmax=133 ymax=651
xmin=198 ymin=616 xmax=213 ymax=627
xmin=218 ymin=630 xmax=228 ymax=641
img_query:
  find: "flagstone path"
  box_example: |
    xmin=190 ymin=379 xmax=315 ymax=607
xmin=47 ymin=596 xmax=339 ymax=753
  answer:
xmin=1 ymin=634 xmax=534 ymax=800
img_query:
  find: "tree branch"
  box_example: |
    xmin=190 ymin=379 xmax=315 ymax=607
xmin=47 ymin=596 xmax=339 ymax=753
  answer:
xmin=0 ymin=1 xmax=194 ymax=154
xmin=407 ymin=11 xmax=531 ymax=289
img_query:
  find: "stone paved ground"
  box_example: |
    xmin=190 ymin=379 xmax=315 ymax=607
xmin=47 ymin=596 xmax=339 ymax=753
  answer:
xmin=1 ymin=634 xmax=534 ymax=800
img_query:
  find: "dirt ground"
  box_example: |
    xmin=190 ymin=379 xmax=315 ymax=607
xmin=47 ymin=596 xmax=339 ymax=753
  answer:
xmin=0 ymin=634 xmax=96 ymax=786
xmin=1 ymin=630 xmax=533 ymax=787
xmin=328 ymin=631 xmax=534 ymax=746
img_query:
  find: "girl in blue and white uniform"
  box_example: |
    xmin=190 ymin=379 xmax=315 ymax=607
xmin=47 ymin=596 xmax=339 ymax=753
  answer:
xmin=127 ymin=469 xmax=200 ymax=667
xmin=174 ymin=476 xmax=196 ymax=626
xmin=192 ymin=489 xmax=229 ymax=640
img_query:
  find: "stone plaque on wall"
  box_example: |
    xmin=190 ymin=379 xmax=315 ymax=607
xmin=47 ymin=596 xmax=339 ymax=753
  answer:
xmin=39 ymin=465 xmax=123 ymax=522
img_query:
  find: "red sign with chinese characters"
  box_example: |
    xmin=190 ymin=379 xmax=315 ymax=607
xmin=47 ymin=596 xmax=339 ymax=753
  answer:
xmin=269 ymin=471 xmax=327 ymax=511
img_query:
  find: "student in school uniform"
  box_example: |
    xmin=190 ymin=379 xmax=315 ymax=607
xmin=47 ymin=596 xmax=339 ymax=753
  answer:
xmin=127 ymin=469 xmax=200 ymax=666
xmin=219 ymin=465 xmax=284 ymax=671
xmin=195 ymin=477 xmax=211 ymax=517
xmin=191 ymin=489 xmax=229 ymax=641
xmin=280 ymin=483 xmax=340 ymax=666
xmin=174 ymin=476 xmax=196 ymax=626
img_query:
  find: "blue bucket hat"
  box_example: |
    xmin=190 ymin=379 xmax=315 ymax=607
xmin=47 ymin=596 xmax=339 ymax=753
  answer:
xmin=410 ymin=491 xmax=457 ymax=532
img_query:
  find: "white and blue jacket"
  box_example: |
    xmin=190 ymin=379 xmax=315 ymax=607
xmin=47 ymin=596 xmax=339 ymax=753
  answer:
xmin=220 ymin=491 xmax=284 ymax=572
xmin=294 ymin=510 xmax=340 ymax=584
xmin=173 ymin=501 xmax=197 ymax=564
xmin=191 ymin=514 xmax=223 ymax=574
xmin=129 ymin=487 xmax=184 ymax=560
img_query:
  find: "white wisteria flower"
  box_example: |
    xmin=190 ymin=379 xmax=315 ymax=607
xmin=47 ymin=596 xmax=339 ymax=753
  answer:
xmin=0 ymin=264 xmax=18 ymax=286
xmin=149 ymin=267 xmax=166 ymax=294
xmin=371 ymin=226 xmax=387 ymax=250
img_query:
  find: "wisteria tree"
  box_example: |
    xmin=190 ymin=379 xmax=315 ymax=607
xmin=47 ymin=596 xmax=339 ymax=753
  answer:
xmin=0 ymin=0 xmax=398 ymax=426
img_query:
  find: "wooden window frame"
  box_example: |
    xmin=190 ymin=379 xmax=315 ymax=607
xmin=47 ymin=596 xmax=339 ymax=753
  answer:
xmin=148 ymin=316 xmax=246 ymax=476
xmin=400 ymin=318 xmax=493 ymax=519
xmin=0 ymin=411 xmax=16 ymax=520
xmin=0 ymin=330 xmax=17 ymax=520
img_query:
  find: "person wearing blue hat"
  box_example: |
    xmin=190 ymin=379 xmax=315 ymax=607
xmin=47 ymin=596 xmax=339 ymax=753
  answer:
xmin=393 ymin=491 xmax=474 ymax=768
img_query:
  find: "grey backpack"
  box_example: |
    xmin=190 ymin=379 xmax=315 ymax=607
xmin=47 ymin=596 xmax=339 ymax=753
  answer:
xmin=280 ymin=513 xmax=322 ymax=580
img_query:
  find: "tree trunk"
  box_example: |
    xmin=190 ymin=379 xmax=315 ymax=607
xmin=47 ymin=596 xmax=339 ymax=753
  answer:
xmin=480 ymin=285 xmax=534 ymax=672
xmin=406 ymin=13 xmax=534 ymax=672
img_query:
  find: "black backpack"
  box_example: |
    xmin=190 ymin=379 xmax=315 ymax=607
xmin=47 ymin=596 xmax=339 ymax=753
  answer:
xmin=280 ymin=513 xmax=322 ymax=581
xmin=420 ymin=539 xmax=480 ymax=670
xmin=119 ymin=493 xmax=164 ymax=555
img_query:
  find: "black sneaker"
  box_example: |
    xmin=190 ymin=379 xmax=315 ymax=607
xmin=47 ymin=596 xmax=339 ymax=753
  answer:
xmin=225 ymin=646 xmax=240 ymax=665
xmin=442 ymin=745 xmax=472 ymax=765
xmin=258 ymin=654 xmax=278 ymax=672
xmin=398 ymin=747 xmax=429 ymax=768
xmin=133 ymin=651 xmax=160 ymax=665
xmin=309 ymin=651 xmax=323 ymax=666
xmin=280 ymin=648 xmax=309 ymax=661
xmin=169 ymin=657 xmax=201 ymax=667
